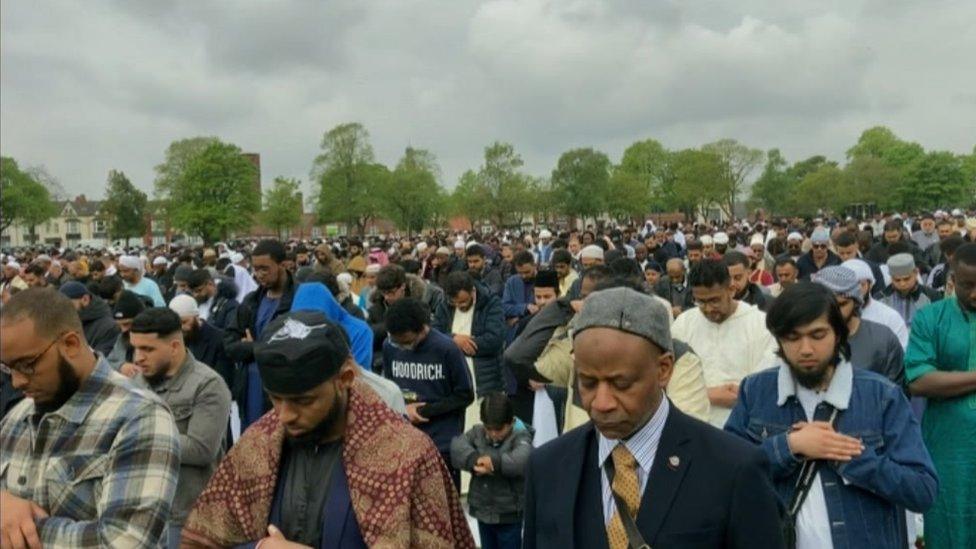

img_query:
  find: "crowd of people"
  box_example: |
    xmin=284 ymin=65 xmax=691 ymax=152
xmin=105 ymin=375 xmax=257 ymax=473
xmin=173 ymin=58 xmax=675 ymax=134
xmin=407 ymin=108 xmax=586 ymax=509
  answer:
xmin=1 ymin=207 xmax=974 ymax=548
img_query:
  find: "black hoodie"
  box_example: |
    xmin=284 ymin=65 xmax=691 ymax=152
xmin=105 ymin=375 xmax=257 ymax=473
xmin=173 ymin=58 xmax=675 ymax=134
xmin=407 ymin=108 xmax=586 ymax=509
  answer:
xmin=79 ymin=296 xmax=121 ymax=356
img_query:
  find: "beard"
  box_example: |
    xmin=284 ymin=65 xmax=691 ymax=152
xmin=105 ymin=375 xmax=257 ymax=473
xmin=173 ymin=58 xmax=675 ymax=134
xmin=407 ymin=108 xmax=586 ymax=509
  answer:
xmin=35 ymin=355 xmax=82 ymax=416
xmin=183 ymin=322 xmax=200 ymax=344
xmin=287 ymin=382 xmax=347 ymax=446
xmin=143 ymin=360 xmax=173 ymax=387
xmin=788 ymin=351 xmax=840 ymax=390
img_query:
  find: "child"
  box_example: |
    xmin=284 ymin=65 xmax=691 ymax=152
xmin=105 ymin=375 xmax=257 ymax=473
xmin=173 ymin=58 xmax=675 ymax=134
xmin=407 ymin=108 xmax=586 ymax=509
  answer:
xmin=451 ymin=392 xmax=533 ymax=549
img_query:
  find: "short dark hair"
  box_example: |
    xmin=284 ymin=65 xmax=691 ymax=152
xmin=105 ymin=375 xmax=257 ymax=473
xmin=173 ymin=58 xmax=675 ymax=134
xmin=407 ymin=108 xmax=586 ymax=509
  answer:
xmin=833 ymin=232 xmax=857 ymax=248
xmin=96 ymin=276 xmax=124 ymax=301
xmin=766 ymin=282 xmax=849 ymax=360
xmin=465 ymin=245 xmax=485 ymax=259
xmin=581 ymin=265 xmax=613 ymax=284
xmin=723 ymin=251 xmax=750 ymax=270
xmin=952 ymin=242 xmax=976 ymax=269
xmin=252 ymin=239 xmax=286 ymax=263
xmin=90 ymin=259 xmax=106 ymax=273
xmin=376 ymin=265 xmax=407 ymax=292
xmin=774 ymin=257 xmax=798 ymax=270
xmin=24 ymin=263 xmax=46 ymax=278
xmin=443 ymin=271 xmax=475 ymax=298
xmin=609 ymin=258 xmax=642 ymax=281
xmin=551 ymin=249 xmax=573 ymax=266
xmin=480 ymin=392 xmax=514 ymax=429
xmin=130 ymin=308 xmax=182 ymax=339
xmin=186 ymin=269 xmax=213 ymax=290
xmin=686 ymin=240 xmax=703 ymax=252
xmin=887 ymin=241 xmax=912 ymax=256
xmin=883 ymin=220 xmax=903 ymax=233
xmin=385 ymin=297 xmax=429 ymax=335
xmin=513 ymin=251 xmax=535 ymax=267
xmin=400 ymin=259 xmax=422 ymax=275
xmin=940 ymin=235 xmax=965 ymax=258
xmin=0 ymin=287 xmax=83 ymax=339
xmin=688 ymin=259 xmax=730 ymax=288
xmin=304 ymin=271 xmax=341 ymax=296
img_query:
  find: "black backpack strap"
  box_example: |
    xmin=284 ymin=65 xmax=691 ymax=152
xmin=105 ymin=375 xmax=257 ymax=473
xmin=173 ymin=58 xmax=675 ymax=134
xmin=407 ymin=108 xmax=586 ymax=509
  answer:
xmin=788 ymin=407 xmax=840 ymax=517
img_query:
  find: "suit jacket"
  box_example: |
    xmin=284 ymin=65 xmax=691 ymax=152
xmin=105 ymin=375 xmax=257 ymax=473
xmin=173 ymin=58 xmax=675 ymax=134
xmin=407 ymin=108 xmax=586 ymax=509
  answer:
xmin=523 ymin=404 xmax=785 ymax=549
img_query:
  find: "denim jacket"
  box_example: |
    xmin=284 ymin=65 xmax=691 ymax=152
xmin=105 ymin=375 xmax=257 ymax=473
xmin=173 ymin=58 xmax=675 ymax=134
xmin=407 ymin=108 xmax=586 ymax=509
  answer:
xmin=724 ymin=360 xmax=938 ymax=549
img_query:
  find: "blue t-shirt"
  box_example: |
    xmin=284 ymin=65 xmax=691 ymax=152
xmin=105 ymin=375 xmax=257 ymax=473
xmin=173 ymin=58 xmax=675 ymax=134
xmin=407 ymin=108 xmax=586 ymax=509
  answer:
xmin=244 ymin=296 xmax=280 ymax=428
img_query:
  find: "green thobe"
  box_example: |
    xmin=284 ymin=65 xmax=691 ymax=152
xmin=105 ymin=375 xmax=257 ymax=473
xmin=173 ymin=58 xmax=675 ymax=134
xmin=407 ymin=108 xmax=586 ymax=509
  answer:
xmin=905 ymin=297 xmax=976 ymax=549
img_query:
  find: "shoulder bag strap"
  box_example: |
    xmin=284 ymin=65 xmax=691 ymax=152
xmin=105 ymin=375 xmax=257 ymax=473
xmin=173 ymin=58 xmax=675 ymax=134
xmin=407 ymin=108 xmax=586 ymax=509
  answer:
xmin=604 ymin=459 xmax=651 ymax=549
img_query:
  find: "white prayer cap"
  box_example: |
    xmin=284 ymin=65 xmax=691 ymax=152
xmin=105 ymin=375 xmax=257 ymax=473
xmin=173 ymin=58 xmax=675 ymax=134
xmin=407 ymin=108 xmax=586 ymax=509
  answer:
xmin=168 ymin=294 xmax=199 ymax=318
xmin=230 ymin=252 xmax=245 ymax=264
xmin=842 ymin=259 xmax=875 ymax=284
xmin=119 ymin=255 xmax=143 ymax=271
xmin=152 ymin=256 xmax=168 ymax=267
xmin=580 ymin=245 xmax=604 ymax=260
xmin=787 ymin=232 xmax=803 ymax=242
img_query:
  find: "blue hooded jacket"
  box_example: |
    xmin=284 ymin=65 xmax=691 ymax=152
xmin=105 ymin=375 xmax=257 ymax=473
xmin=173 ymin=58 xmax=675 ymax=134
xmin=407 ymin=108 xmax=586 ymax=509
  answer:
xmin=290 ymin=282 xmax=374 ymax=369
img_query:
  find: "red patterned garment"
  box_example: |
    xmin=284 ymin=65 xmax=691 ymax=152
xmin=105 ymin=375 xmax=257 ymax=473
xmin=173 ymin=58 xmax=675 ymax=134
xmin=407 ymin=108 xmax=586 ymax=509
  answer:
xmin=180 ymin=379 xmax=475 ymax=548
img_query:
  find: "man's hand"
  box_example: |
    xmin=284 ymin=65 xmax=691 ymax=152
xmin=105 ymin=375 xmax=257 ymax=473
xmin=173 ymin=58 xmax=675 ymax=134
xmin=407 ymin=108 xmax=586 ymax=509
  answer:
xmin=528 ymin=380 xmax=547 ymax=392
xmin=706 ymin=383 xmax=739 ymax=409
xmin=570 ymin=300 xmax=584 ymax=314
xmin=1 ymin=490 xmax=47 ymax=549
xmin=453 ymin=334 xmax=478 ymax=356
xmin=406 ymin=402 xmax=429 ymax=424
xmin=787 ymin=421 xmax=864 ymax=461
xmin=120 ymin=362 xmax=141 ymax=378
xmin=242 ymin=329 xmax=254 ymax=343
xmin=527 ymin=303 xmax=540 ymax=315
xmin=255 ymin=524 xmax=312 ymax=549
xmin=671 ymin=306 xmax=683 ymax=319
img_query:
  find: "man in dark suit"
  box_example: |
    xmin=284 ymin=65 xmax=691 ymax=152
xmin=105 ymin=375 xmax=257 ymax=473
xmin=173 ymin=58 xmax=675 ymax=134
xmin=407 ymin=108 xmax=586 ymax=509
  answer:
xmin=523 ymin=286 xmax=785 ymax=549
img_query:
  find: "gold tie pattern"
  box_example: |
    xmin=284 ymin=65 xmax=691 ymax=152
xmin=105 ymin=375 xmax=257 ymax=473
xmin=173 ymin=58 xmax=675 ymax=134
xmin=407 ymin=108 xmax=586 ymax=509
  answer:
xmin=607 ymin=444 xmax=641 ymax=549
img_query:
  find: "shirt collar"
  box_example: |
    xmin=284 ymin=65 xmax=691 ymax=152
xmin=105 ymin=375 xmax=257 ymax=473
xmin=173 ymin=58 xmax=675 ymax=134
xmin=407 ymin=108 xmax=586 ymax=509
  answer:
xmin=151 ymin=351 xmax=197 ymax=393
xmin=597 ymin=397 xmax=670 ymax=474
xmin=32 ymin=357 xmax=114 ymax=425
xmin=776 ymin=359 xmax=853 ymax=410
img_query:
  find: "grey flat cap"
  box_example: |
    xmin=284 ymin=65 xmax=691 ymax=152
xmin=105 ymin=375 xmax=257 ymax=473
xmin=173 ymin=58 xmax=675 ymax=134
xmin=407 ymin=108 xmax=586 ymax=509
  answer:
xmin=887 ymin=253 xmax=915 ymax=278
xmin=573 ymin=287 xmax=673 ymax=353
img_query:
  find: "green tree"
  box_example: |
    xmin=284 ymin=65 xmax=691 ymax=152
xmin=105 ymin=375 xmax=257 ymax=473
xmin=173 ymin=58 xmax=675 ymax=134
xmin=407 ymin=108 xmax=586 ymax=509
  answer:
xmin=551 ymin=147 xmax=611 ymax=225
xmin=605 ymin=169 xmax=651 ymax=222
xmin=701 ymin=139 xmax=764 ymax=218
xmin=843 ymin=156 xmax=901 ymax=211
xmin=662 ymin=149 xmax=726 ymax=218
xmin=748 ymin=149 xmax=793 ymax=214
xmin=261 ymin=177 xmax=304 ymax=239
xmin=311 ymin=123 xmax=385 ymax=236
xmin=100 ymin=170 xmax=148 ymax=246
xmin=154 ymin=137 xmax=221 ymax=198
xmin=451 ymin=169 xmax=490 ymax=227
xmin=846 ymin=126 xmax=924 ymax=170
xmin=475 ymin=142 xmax=532 ymax=228
xmin=791 ymin=165 xmax=847 ymax=216
xmin=901 ymin=151 xmax=969 ymax=210
xmin=169 ymin=141 xmax=260 ymax=244
xmin=615 ymin=139 xmax=669 ymax=208
xmin=382 ymin=147 xmax=445 ymax=235
xmin=0 ymin=156 xmax=57 ymax=242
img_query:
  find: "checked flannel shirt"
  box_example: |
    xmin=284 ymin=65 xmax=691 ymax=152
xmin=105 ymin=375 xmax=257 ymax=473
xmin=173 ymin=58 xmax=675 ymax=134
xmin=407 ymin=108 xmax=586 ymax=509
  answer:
xmin=0 ymin=358 xmax=180 ymax=548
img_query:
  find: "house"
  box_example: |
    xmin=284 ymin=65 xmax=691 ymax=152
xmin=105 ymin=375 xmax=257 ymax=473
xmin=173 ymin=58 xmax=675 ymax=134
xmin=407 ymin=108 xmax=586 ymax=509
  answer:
xmin=1 ymin=195 xmax=108 ymax=249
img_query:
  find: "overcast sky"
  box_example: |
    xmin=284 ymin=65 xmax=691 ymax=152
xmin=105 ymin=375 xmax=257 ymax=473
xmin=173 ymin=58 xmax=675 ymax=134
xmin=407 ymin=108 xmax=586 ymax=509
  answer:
xmin=2 ymin=0 xmax=974 ymax=203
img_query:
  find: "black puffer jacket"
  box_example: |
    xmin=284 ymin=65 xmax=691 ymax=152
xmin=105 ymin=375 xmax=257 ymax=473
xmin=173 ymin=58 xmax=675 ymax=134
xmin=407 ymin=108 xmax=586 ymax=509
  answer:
xmin=207 ymin=277 xmax=240 ymax=331
xmin=432 ymin=282 xmax=506 ymax=396
xmin=79 ymin=296 xmax=121 ymax=357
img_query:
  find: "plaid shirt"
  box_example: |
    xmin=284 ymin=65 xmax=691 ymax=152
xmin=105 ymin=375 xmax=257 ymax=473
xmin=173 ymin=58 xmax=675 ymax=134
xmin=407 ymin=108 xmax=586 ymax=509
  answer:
xmin=0 ymin=358 xmax=180 ymax=548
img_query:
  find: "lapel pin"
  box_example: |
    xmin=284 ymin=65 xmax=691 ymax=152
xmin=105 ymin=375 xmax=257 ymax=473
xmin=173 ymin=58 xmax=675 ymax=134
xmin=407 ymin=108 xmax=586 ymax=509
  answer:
xmin=667 ymin=455 xmax=680 ymax=470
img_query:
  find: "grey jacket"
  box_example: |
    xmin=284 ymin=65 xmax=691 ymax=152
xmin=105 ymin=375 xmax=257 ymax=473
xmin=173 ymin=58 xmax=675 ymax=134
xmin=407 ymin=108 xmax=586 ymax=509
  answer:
xmin=139 ymin=351 xmax=232 ymax=524
xmin=450 ymin=421 xmax=534 ymax=524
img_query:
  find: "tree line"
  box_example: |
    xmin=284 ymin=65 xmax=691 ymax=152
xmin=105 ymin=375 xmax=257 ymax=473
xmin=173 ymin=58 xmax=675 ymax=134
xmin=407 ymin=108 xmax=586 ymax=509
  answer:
xmin=2 ymin=125 xmax=974 ymax=246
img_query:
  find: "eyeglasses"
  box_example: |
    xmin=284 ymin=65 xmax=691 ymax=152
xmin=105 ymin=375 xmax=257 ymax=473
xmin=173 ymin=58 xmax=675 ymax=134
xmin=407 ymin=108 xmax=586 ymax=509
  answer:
xmin=811 ymin=243 xmax=829 ymax=250
xmin=0 ymin=335 xmax=62 ymax=377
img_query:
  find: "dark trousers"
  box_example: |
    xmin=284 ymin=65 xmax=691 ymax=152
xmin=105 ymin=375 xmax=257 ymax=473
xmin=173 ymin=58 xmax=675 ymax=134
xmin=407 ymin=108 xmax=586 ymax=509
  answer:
xmin=478 ymin=521 xmax=522 ymax=549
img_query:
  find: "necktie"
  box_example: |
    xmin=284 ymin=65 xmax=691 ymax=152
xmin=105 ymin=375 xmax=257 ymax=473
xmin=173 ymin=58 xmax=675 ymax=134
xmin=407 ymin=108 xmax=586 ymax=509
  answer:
xmin=607 ymin=444 xmax=641 ymax=549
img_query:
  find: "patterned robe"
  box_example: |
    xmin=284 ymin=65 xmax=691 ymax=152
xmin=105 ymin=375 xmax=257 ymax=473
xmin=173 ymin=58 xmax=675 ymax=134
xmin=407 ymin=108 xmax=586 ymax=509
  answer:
xmin=180 ymin=379 xmax=475 ymax=548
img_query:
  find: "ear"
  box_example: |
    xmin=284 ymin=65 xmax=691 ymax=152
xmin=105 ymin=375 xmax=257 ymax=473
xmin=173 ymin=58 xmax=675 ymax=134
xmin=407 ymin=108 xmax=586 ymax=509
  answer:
xmin=656 ymin=351 xmax=675 ymax=388
xmin=336 ymin=358 xmax=357 ymax=390
xmin=61 ymin=330 xmax=86 ymax=359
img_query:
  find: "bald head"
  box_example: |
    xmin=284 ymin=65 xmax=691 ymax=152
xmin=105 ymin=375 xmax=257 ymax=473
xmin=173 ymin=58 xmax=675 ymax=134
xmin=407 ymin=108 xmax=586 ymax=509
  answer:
xmin=666 ymin=258 xmax=685 ymax=283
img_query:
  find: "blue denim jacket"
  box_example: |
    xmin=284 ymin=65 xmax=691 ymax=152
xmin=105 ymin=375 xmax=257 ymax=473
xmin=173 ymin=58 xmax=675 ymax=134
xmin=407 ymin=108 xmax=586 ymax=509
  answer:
xmin=724 ymin=361 xmax=938 ymax=549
